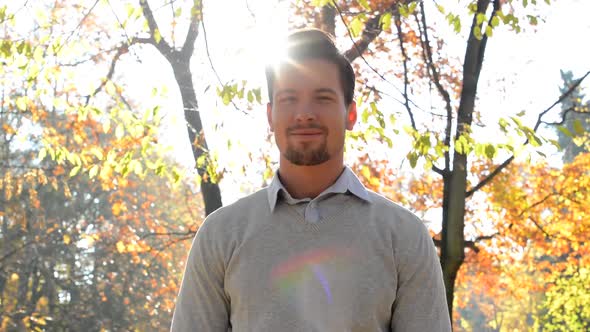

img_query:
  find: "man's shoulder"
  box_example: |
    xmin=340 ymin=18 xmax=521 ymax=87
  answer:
xmin=363 ymin=190 xmax=426 ymax=231
xmin=365 ymin=190 xmax=417 ymax=218
xmin=198 ymin=187 xmax=270 ymax=233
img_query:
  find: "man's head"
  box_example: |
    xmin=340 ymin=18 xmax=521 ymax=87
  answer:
xmin=265 ymin=29 xmax=357 ymax=167
xmin=265 ymin=29 xmax=355 ymax=107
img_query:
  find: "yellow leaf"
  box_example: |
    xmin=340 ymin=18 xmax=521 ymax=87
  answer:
xmin=2 ymin=123 xmax=16 ymax=135
xmin=105 ymin=81 xmax=116 ymax=95
xmin=361 ymin=165 xmax=371 ymax=180
xmin=10 ymin=273 xmax=19 ymax=282
xmin=112 ymin=202 xmax=122 ymax=216
xmin=16 ymin=96 xmax=27 ymax=111
xmin=89 ymin=165 xmax=99 ymax=179
xmin=116 ymin=241 xmax=126 ymax=253
xmin=63 ymin=234 xmax=71 ymax=245
xmin=369 ymin=177 xmax=381 ymax=188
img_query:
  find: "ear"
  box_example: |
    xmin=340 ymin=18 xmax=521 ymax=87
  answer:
xmin=346 ymin=101 xmax=357 ymax=130
xmin=267 ymin=102 xmax=274 ymax=132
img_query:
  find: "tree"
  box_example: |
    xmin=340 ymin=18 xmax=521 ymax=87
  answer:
xmin=299 ymin=0 xmax=590 ymax=320
xmin=540 ymin=265 xmax=590 ymax=331
xmin=0 ymin=2 xmax=204 ymax=329
xmin=556 ymin=70 xmax=590 ymax=163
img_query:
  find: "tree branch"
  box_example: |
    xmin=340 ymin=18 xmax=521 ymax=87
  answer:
xmin=467 ymin=70 xmax=590 ymax=197
xmin=83 ymin=38 xmax=151 ymax=106
xmin=333 ymin=2 xmax=421 ymax=112
xmin=416 ymin=2 xmax=453 ymax=174
xmin=320 ymin=4 xmax=336 ymax=36
xmin=201 ymin=12 xmax=246 ymax=114
xmin=139 ymin=0 xmax=173 ymax=56
xmin=342 ymin=12 xmax=382 ymax=62
xmin=181 ymin=0 xmax=202 ymax=57
xmin=540 ymin=105 xmax=590 ymax=126
xmin=394 ymin=13 xmax=416 ymax=129
xmin=534 ymin=70 xmax=590 ymax=131
xmin=54 ymin=0 xmax=100 ymax=56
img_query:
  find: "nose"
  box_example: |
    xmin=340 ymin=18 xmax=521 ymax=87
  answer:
xmin=294 ymin=102 xmax=317 ymax=123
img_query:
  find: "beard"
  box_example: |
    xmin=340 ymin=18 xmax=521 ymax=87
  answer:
xmin=283 ymin=124 xmax=330 ymax=166
xmin=284 ymin=141 xmax=330 ymax=166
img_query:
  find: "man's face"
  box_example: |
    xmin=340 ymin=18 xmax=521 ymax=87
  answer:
xmin=267 ymin=59 xmax=356 ymax=166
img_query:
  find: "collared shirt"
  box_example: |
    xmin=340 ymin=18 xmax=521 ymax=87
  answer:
xmin=266 ymin=166 xmax=371 ymax=223
xmin=172 ymin=165 xmax=452 ymax=331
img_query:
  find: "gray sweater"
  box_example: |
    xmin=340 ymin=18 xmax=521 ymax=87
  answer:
xmin=171 ymin=171 xmax=451 ymax=331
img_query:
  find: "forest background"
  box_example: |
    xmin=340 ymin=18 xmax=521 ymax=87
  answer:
xmin=1 ymin=0 xmax=589 ymax=331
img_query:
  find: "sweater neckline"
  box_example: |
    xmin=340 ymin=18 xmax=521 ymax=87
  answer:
xmin=280 ymin=195 xmax=357 ymax=232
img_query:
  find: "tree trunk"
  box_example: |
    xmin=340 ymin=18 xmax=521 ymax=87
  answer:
xmin=140 ymin=0 xmax=223 ymax=216
xmin=440 ymin=0 xmax=492 ymax=319
xmin=171 ymin=58 xmax=223 ymax=216
xmin=320 ymin=5 xmax=336 ymax=36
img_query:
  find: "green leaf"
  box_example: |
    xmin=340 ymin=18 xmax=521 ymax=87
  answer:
xmin=408 ymin=152 xmax=418 ymax=168
xmin=350 ymin=17 xmax=364 ymax=38
xmin=476 ymin=13 xmax=487 ymax=25
xmin=311 ymin=0 xmax=332 ymax=6
xmin=358 ymin=0 xmax=370 ymax=10
xmin=153 ymin=28 xmax=162 ymax=44
xmin=254 ymin=88 xmax=262 ymax=104
xmin=528 ymin=15 xmax=538 ymax=25
xmin=473 ymin=26 xmax=483 ymax=40
xmin=485 ymin=25 xmax=493 ymax=37
xmin=222 ymin=92 xmax=231 ymax=105
xmin=491 ymin=15 xmax=500 ymax=27
xmin=408 ymin=2 xmax=417 ymax=14
xmin=380 ymin=12 xmax=392 ymax=31
xmin=361 ymin=108 xmax=369 ymax=123
xmin=453 ymin=17 xmax=461 ymax=33
xmin=398 ymin=4 xmax=409 ymax=18
xmin=389 ymin=114 xmax=396 ymax=125
xmin=370 ymin=102 xmax=378 ymax=113
xmin=485 ymin=144 xmax=496 ymax=159
xmin=174 ymin=7 xmax=182 ymax=17
xmin=105 ymin=81 xmax=116 ymax=95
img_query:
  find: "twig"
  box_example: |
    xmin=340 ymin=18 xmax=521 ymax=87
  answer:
xmin=53 ymin=0 xmax=101 ymax=56
xmin=467 ymin=70 xmax=590 ymax=197
xmin=332 ymin=3 xmax=405 ymax=101
xmin=201 ymin=11 xmax=246 ymax=114
xmin=416 ymin=2 xmax=453 ymax=174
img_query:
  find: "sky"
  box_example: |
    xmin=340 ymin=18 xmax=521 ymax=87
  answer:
xmin=113 ymin=0 xmax=590 ymax=206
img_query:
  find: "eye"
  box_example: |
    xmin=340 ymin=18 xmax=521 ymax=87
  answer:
xmin=316 ymin=95 xmax=334 ymax=103
xmin=279 ymin=96 xmax=297 ymax=104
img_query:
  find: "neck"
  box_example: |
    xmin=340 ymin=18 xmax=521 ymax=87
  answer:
xmin=277 ymin=156 xmax=345 ymax=199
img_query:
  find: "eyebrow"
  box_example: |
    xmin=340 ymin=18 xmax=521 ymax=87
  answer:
xmin=275 ymin=89 xmax=297 ymax=98
xmin=275 ymin=88 xmax=338 ymax=98
xmin=315 ymin=88 xmax=338 ymax=96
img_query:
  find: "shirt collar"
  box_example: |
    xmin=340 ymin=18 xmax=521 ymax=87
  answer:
xmin=267 ymin=166 xmax=371 ymax=212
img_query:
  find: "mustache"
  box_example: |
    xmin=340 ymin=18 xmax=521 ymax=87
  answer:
xmin=286 ymin=123 xmax=328 ymax=134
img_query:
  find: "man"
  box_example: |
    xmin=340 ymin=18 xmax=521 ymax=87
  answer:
xmin=171 ymin=29 xmax=451 ymax=331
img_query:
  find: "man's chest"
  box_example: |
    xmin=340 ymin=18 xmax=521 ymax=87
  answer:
xmin=224 ymin=224 xmax=397 ymax=331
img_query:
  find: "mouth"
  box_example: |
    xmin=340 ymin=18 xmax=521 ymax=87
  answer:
xmin=287 ymin=125 xmax=327 ymax=137
xmin=289 ymin=129 xmax=324 ymax=136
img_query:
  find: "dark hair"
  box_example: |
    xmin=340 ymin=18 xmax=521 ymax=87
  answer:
xmin=265 ymin=29 xmax=355 ymax=106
